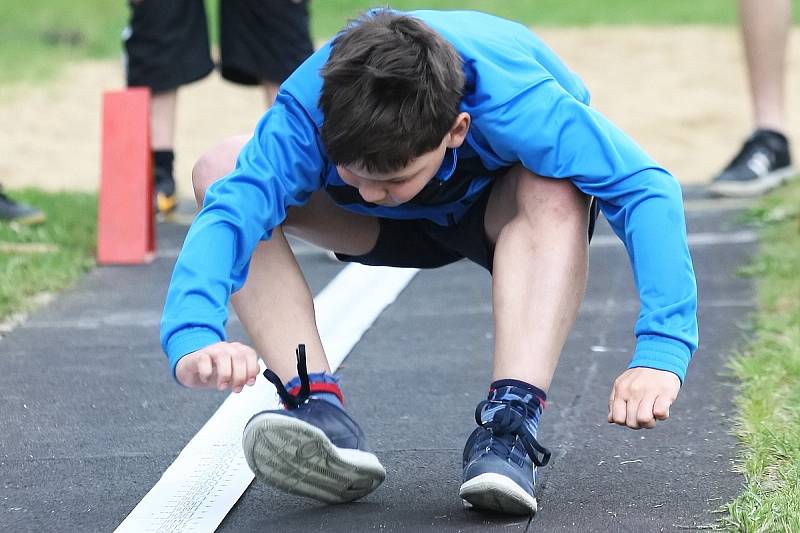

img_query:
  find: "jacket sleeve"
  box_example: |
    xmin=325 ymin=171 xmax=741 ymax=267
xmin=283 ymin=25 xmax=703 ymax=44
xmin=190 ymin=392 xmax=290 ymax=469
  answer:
xmin=160 ymin=92 xmax=326 ymax=378
xmin=475 ymin=78 xmax=698 ymax=382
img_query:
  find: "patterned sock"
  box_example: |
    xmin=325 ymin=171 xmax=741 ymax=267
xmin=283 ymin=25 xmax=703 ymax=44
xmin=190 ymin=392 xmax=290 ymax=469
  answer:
xmin=481 ymin=379 xmax=547 ymax=437
xmin=284 ymin=372 xmax=344 ymax=409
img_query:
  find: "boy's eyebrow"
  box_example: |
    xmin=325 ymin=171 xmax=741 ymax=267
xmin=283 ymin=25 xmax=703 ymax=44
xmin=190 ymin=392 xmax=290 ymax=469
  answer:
xmin=341 ymin=162 xmax=418 ymax=182
xmin=355 ymin=168 xmax=413 ymax=182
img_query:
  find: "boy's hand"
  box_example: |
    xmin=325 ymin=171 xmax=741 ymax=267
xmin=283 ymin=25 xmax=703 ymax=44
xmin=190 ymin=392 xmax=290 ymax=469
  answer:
xmin=607 ymin=368 xmax=680 ymax=429
xmin=175 ymin=342 xmax=260 ymax=393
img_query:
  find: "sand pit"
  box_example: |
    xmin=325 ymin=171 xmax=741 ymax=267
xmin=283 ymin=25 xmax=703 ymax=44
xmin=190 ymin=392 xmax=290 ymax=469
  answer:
xmin=1 ymin=26 xmax=798 ymax=198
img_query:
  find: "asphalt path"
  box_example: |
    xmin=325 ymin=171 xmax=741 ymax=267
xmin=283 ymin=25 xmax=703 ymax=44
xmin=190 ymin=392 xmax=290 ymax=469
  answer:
xmin=1 ymin=189 xmax=751 ymax=532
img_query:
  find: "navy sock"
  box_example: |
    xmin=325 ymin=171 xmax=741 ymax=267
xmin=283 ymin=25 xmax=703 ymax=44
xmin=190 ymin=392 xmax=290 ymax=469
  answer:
xmin=284 ymin=372 xmax=344 ymax=409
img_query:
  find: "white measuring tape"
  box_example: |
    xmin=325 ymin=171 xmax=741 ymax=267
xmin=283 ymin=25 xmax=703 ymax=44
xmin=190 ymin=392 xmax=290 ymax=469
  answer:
xmin=115 ymin=264 xmax=419 ymax=532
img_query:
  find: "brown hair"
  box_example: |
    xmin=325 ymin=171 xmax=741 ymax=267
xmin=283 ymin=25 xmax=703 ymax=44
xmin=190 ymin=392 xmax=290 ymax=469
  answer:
xmin=320 ymin=10 xmax=464 ymax=174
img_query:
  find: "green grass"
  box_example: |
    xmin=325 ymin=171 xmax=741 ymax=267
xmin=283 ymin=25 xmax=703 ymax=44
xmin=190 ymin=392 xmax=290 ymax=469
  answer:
xmin=723 ymin=179 xmax=800 ymax=532
xmin=0 ymin=189 xmax=97 ymax=320
xmin=309 ymin=0 xmax=748 ymax=37
xmin=6 ymin=0 xmax=800 ymax=86
xmin=0 ymin=2 xmax=129 ymax=85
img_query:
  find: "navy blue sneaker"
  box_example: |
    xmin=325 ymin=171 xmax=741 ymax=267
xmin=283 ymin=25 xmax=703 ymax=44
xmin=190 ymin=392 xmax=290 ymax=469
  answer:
xmin=460 ymin=391 xmax=551 ymax=515
xmin=242 ymin=346 xmax=385 ymax=503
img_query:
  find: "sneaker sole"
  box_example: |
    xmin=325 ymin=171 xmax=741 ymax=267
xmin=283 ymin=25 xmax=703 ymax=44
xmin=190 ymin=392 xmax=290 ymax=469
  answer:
xmin=242 ymin=412 xmax=386 ymax=504
xmin=459 ymin=473 xmax=538 ymax=516
xmin=708 ymin=166 xmax=797 ymax=197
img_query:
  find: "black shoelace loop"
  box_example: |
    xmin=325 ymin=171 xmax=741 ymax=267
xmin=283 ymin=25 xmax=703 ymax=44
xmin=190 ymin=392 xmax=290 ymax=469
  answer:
xmin=262 ymin=344 xmax=310 ymax=409
xmin=475 ymin=398 xmax=552 ymax=467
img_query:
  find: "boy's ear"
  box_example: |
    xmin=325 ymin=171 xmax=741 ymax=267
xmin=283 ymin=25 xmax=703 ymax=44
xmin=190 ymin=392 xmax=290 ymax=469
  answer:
xmin=445 ymin=112 xmax=471 ymax=148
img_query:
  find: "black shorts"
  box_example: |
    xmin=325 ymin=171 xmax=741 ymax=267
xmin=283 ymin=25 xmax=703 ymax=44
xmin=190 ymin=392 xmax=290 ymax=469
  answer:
xmin=124 ymin=0 xmax=313 ymax=92
xmin=335 ymin=183 xmax=601 ymax=273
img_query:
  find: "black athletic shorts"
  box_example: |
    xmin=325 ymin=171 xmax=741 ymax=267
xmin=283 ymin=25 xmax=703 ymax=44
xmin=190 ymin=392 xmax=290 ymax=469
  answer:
xmin=124 ymin=0 xmax=313 ymax=92
xmin=335 ymin=183 xmax=600 ymax=273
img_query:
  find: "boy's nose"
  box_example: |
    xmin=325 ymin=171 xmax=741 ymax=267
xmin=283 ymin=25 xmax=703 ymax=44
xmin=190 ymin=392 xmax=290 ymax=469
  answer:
xmin=358 ymin=184 xmax=386 ymax=204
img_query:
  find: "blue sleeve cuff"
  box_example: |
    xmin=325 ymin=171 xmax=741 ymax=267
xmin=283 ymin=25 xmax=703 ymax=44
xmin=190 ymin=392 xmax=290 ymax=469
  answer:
xmin=628 ymin=335 xmax=692 ymax=384
xmin=165 ymin=327 xmax=224 ymax=382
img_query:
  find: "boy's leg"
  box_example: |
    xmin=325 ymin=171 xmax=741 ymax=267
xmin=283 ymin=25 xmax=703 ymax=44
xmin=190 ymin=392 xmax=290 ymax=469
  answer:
xmin=460 ymin=166 xmax=590 ymax=515
xmin=124 ymin=0 xmax=214 ymax=214
xmin=192 ymin=136 xmax=385 ymax=503
xmin=486 ymin=166 xmax=590 ymax=390
xmin=192 ymin=135 xmax=379 ymax=382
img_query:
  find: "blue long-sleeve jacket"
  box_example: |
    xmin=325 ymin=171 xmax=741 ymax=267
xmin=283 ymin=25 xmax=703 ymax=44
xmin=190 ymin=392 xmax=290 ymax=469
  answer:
xmin=161 ymin=10 xmax=698 ymax=382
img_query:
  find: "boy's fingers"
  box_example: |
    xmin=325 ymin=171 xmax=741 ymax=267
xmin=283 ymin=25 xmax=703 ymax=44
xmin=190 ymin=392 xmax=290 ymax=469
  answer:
xmin=212 ymin=351 xmax=232 ymax=390
xmin=244 ymin=349 xmax=260 ymax=386
xmin=653 ymin=395 xmax=672 ymax=420
xmin=636 ymin=396 xmax=657 ymax=429
xmin=607 ymin=389 xmax=619 ymax=422
xmin=196 ymin=353 xmax=214 ymax=384
xmin=230 ymin=353 xmax=247 ymax=393
xmin=610 ymin=397 xmax=627 ymax=426
xmin=625 ymin=398 xmax=642 ymax=429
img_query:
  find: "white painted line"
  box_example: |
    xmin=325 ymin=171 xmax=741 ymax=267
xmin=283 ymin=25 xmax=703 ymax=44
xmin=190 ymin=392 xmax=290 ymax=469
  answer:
xmin=682 ymin=197 xmax=756 ymax=212
xmin=314 ymin=265 xmax=419 ymax=369
xmin=114 ymin=263 xmax=419 ymax=533
xmin=686 ymin=230 xmax=758 ymax=246
xmin=590 ymin=230 xmax=757 ymax=248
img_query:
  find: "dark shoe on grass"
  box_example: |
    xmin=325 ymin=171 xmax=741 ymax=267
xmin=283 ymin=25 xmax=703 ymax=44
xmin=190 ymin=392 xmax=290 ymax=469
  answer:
xmin=0 ymin=189 xmax=46 ymax=225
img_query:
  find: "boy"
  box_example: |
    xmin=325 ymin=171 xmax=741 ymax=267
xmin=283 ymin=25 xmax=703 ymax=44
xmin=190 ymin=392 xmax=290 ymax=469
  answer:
xmin=161 ymin=9 xmax=697 ymax=515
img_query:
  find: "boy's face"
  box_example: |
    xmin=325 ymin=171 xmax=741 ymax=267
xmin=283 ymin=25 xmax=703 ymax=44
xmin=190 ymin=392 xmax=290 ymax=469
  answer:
xmin=336 ymin=113 xmax=471 ymax=207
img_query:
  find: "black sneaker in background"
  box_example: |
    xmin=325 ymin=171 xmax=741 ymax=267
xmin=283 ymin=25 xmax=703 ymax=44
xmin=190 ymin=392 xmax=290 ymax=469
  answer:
xmin=709 ymin=129 xmax=795 ymax=197
xmin=0 ymin=189 xmax=46 ymax=225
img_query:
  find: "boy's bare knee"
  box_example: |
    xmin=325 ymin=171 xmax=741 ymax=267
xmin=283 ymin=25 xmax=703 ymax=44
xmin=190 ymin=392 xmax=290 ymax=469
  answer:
xmin=191 ymin=157 xmax=214 ymax=207
xmin=192 ymin=135 xmax=251 ymax=207
xmin=514 ymin=170 xmax=589 ymax=226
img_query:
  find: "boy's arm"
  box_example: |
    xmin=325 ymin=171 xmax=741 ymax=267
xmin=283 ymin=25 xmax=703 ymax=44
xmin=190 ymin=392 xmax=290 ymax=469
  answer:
xmin=160 ymin=93 xmax=326 ymax=380
xmin=478 ymin=78 xmax=698 ymax=384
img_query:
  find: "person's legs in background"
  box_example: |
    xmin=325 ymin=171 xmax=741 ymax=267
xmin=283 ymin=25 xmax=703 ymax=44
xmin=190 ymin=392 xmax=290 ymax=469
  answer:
xmin=742 ymin=0 xmax=791 ymax=133
xmin=219 ymin=0 xmax=314 ymax=108
xmin=709 ymin=0 xmax=794 ymax=197
xmin=123 ymin=0 xmax=214 ymax=215
xmin=150 ymin=90 xmax=179 ymax=215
